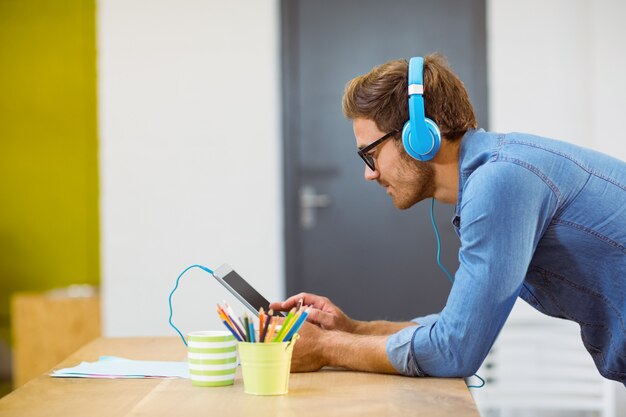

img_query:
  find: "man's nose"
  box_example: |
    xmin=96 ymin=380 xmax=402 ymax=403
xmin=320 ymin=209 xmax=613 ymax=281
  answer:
xmin=364 ymin=165 xmax=379 ymax=181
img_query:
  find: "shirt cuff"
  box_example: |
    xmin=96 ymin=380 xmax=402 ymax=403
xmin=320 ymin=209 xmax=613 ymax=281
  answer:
xmin=386 ymin=325 xmax=427 ymax=376
xmin=386 ymin=314 xmax=441 ymax=376
xmin=410 ymin=313 xmax=440 ymax=327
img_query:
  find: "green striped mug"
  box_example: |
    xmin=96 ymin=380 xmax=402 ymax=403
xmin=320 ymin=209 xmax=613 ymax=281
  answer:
xmin=187 ymin=331 xmax=238 ymax=387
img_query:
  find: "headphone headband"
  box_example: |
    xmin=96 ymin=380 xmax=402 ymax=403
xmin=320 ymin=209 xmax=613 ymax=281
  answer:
xmin=402 ymin=56 xmax=441 ymax=161
xmin=408 ymin=57 xmax=424 ymax=92
xmin=408 ymin=57 xmax=428 ymax=150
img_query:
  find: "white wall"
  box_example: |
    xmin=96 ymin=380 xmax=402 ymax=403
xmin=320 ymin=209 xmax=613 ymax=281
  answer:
xmin=98 ymin=0 xmax=282 ymax=337
xmin=488 ymin=0 xmax=626 ymax=160
xmin=587 ymin=0 xmax=626 ymax=161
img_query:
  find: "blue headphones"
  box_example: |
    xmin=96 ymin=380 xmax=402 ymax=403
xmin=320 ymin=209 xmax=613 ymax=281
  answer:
xmin=401 ymin=57 xmax=441 ymax=161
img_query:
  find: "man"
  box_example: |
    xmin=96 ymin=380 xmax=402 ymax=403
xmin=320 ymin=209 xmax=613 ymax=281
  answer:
xmin=270 ymin=54 xmax=626 ymax=383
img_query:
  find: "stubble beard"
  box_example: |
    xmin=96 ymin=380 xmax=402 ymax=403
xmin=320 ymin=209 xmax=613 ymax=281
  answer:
xmin=388 ymin=153 xmax=435 ymax=210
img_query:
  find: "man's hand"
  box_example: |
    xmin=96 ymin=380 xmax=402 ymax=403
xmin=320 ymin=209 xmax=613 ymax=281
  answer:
xmin=270 ymin=292 xmax=357 ymax=332
xmin=287 ymin=321 xmax=399 ymax=374
xmin=289 ymin=321 xmax=327 ymax=372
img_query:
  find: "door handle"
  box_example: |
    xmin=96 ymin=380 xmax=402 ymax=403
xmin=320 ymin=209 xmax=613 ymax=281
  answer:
xmin=299 ymin=185 xmax=331 ymax=230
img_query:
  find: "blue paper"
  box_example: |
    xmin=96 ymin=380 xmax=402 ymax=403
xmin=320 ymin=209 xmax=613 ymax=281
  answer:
xmin=50 ymin=356 xmax=189 ymax=379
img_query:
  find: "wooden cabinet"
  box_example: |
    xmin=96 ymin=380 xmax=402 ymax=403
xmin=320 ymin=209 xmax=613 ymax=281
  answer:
xmin=11 ymin=291 xmax=101 ymax=387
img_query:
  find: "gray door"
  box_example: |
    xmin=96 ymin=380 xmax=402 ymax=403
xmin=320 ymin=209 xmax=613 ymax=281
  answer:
xmin=282 ymin=0 xmax=488 ymax=321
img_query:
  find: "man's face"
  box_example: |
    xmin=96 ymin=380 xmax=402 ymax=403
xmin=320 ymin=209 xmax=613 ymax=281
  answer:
xmin=354 ymin=118 xmax=435 ymax=209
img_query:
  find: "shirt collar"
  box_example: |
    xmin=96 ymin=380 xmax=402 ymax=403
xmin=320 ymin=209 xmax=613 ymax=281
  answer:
xmin=455 ymin=128 xmax=492 ymax=216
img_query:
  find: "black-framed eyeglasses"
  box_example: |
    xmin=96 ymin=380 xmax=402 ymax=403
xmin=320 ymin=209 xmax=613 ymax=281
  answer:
xmin=357 ymin=129 xmax=400 ymax=171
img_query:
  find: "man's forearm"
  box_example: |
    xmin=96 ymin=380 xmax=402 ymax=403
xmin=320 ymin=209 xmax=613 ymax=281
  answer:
xmin=323 ymin=330 xmax=398 ymax=374
xmin=352 ymin=319 xmax=416 ymax=335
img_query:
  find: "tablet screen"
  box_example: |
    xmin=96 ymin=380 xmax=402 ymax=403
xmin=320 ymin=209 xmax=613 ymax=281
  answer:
xmin=216 ymin=265 xmax=285 ymax=317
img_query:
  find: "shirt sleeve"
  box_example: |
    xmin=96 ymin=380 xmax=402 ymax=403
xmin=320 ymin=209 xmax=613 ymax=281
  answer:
xmin=386 ymin=161 xmax=557 ymax=377
xmin=386 ymin=314 xmax=441 ymax=375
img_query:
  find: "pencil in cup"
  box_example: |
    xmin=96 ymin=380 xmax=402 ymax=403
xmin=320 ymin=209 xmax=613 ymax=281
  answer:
xmin=282 ymin=307 xmax=309 ymax=342
xmin=217 ymin=304 xmax=309 ymax=343
xmin=217 ymin=305 xmax=246 ymax=341
xmin=271 ymin=308 xmax=296 ymax=342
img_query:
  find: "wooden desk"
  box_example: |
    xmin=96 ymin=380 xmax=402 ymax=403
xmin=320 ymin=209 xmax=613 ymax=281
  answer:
xmin=0 ymin=337 xmax=480 ymax=416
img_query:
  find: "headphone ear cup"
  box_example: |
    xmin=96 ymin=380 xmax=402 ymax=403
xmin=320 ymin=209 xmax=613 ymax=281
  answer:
xmin=422 ymin=118 xmax=442 ymax=160
xmin=402 ymin=118 xmax=441 ymax=161
xmin=401 ymin=120 xmax=416 ymax=159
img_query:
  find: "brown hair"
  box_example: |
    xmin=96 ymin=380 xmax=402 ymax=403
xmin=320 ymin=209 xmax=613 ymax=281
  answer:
xmin=342 ymin=53 xmax=477 ymax=141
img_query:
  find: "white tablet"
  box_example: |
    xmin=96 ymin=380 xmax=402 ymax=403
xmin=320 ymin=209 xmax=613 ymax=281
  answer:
xmin=213 ymin=264 xmax=286 ymax=317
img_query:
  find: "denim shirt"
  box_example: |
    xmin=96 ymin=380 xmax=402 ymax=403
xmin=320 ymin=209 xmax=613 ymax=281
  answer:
xmin=386 ymin=129 xmax=626 ymax=383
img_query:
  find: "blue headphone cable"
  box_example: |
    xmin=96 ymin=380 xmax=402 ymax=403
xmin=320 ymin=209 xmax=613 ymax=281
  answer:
xmin=430 ymin=198 xmax=485 ymax=389
xmin=168 ymin=264 xmax=214 ymax=347
xmin=429 ymin=198 xmax=455 ymax=284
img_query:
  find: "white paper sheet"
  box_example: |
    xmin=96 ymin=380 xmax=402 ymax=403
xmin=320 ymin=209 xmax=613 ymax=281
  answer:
xmin=50 ymin=356 xmax=189 ymax=379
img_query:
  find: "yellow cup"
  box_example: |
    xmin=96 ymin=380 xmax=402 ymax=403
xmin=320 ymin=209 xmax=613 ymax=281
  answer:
xmin=237 ymin=334 xmax=299 ymax=395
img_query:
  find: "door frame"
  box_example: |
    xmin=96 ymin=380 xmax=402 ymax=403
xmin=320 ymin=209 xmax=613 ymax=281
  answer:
xmin=281 ymin=0 xmax=301 ymax=296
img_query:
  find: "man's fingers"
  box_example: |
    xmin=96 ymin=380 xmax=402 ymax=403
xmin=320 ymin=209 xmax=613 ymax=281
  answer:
xmin=306 ymin=308 xmax=335 ymax=329
xmin=269 ymin=300 xmax=341 ymax=330
xmin=283 ymin=292 xmax=317 ymax=308
xmin=268 ymin=301 xmax=285 ymax=311
xmin=271 ymin=292 xmax=327 ymax=311
xmin=268 ymin=297 xmax=298 ymax=312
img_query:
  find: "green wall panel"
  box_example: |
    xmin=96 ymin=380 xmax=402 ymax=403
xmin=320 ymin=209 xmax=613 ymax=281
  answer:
xmin=0 ymin=0 xmax=99 ymax=340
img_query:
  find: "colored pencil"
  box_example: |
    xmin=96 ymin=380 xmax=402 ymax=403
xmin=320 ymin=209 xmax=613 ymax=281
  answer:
xmin=243 ymin=313 xmax=251 ymax=341
xmin=225 ymin=301 xmax=247 ymax=331
xmin=216 ymin=307 xmax=234 ymax=332
xmin=265 ymin=317 xmax=277 ymax=342
xmin=272 ymin=307 xmax=296 ymax=342
xmin=278 ymin=305 xmax=304 ymax=339
xmin=218 ymin=305 xmax=241 ymax=337
xmin=221 ymin=319 xmax=243 ymax=341
xmin=277 ymin=313 xmax=298 ymax=340
xmin=248 ymin=319 xmax=256 ymax=343
xmin=259 ymin=307 xmax=265 ymax=339
xmin=229 ymin=314 xmax=247 ymax=341
xmin=223 ymin=301 xmax=248 ymax=341
xmin=224 ymin=301 xmax=239 ymax=322
xmin=260 ymin=309 xmax=272 ymax=342
xmin=217 ymin=304 xmax=246 ymax=341
xmin=282 ymin=307 xmax=310 ymax=342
